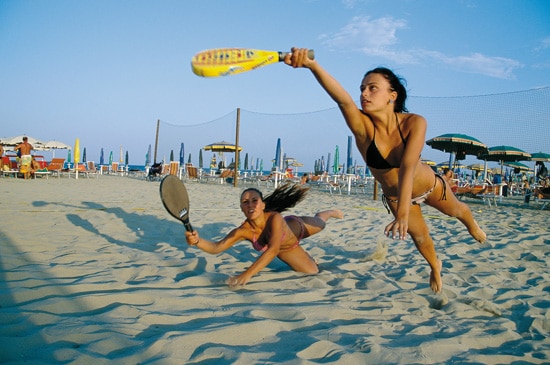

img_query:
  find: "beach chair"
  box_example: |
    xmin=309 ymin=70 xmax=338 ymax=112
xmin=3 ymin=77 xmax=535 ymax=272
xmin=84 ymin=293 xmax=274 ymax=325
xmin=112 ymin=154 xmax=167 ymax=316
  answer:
xmin=186 ymin=166 xmax=200 ymax=182
xmin=169 ymin=161 xmax=180 ymax=178
xmin=46 ymin=158 xmax=66 ymax=178
xmin=87 ymin=161 xmax=100 ymax=179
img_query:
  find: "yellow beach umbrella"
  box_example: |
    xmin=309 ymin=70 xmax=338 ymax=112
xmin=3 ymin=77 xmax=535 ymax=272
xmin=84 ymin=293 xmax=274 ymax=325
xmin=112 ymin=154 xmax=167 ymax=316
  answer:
xmin=74 ymin=138 xmax=80 ymax=164
xmin=74 ymin=138 xmax=81 ymax=179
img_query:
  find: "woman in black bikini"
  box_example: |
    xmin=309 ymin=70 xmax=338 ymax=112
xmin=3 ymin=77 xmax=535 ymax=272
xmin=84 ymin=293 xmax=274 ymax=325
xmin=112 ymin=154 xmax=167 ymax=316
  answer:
xmin=285 ymin=48 xmax=486 ymax=293
xmin=184 ymin=183 xmax=343 ymax=287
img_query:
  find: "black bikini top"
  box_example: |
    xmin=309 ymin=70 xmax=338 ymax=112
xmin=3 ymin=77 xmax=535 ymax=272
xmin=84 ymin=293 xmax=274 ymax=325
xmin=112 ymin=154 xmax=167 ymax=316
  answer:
xmin=365 ymin=113 xmax=406 ymax=169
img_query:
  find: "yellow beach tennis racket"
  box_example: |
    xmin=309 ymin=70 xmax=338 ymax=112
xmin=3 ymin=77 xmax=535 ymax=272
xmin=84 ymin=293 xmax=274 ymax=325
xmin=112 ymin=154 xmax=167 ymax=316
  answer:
xmin=191 ymin=48 xmax=314 ymax=77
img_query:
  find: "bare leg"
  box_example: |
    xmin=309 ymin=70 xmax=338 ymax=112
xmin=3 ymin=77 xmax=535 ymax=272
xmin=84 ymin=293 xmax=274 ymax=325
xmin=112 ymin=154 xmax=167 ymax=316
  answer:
xmin=405 ymin=205 xmax=443 ymax=293
xmin=298 ymin=209 xmax=344 ymax=237
xmin=427 ymin=180 xmax=487 ymax=243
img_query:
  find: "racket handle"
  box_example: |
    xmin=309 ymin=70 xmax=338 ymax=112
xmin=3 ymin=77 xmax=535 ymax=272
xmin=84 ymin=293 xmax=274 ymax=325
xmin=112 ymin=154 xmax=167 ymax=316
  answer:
xmin=183 ymin=219 xmax=193 ymax=232
xmin=278 ymin=49 xmax=315 ymax=61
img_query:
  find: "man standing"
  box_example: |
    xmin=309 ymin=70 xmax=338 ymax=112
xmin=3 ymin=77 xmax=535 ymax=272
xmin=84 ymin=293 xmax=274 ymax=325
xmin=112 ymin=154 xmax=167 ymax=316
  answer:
xmin=15 ymin=136 xmax=34 ymax=167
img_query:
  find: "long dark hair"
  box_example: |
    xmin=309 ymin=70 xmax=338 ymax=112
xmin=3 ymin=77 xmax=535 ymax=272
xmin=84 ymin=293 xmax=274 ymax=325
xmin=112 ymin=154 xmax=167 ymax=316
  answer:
xmin=241 ymin=182 xmax=309 ymax=213
xmin=365 ymin=67 xmax=408 ymax=113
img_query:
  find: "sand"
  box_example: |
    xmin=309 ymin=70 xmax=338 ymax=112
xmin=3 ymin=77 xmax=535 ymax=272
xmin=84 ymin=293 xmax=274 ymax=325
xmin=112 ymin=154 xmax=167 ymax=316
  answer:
xmin=0 ymin=175 xmax=548 ymax=364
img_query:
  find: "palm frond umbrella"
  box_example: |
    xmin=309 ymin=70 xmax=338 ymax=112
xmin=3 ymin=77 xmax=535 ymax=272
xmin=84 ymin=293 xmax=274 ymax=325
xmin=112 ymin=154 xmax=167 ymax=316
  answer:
xmin=426 ymin=133 xmax=488 ymax=170
xmin=479 ymin=145 xmax=531 ymax=177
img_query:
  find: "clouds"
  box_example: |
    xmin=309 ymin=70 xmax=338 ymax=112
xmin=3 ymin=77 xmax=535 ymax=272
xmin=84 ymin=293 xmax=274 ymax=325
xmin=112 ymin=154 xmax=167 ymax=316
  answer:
xmin=321 ymin=15 xmax=523 ymax=79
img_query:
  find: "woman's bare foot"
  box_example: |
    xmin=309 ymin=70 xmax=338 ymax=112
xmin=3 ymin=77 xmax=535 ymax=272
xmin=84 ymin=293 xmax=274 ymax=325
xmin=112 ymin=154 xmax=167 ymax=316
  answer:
xmin=430 ymin=260 xmax=443 ymax=293
xmin=469 ymin=222 xmax=487 ymax=244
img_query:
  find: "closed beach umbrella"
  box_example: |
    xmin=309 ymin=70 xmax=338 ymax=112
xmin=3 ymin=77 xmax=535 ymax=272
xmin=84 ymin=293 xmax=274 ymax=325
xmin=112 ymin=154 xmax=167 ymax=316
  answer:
xmin=119 ymin=145 xmax=123 ymax=163
xmin=170 ymin=149 xmax=174 ymax=162
xmin=274 ymin=138 xmax=282 ymax=171
xmin=109 ymin=151 xmax=113 ymax=165
xmin=244 ymin=153 xmax=249 ymax=170
xmin=74 ymin=138 xmax=80 ymax=164
xmin=82 ymin=147 xmax=86 ymax=163
xmin=346 ymin=136 xmax=353 ymax=173
xmin=73 ymin=138 xmax=80 ymax=179
xmin=67 ymin=149 xmax=72 ymax=166
xmin=179 ymin=143 xmax=185 ymax=165
xmin=333 ymin=145 xmax=340 ymax=174
xmin=125 ymin=151 xmax=129 ymax=166
xmin=100 ymin=148 xmax=104 ymax=165
xmin=199 ymin=149 xmax=203 ymax=168
xmin=145 ymin=144 xmax=151 ymax=166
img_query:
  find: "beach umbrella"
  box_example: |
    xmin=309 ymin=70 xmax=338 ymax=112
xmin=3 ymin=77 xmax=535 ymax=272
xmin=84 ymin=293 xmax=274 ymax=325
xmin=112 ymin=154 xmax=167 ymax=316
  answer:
xmin=119 ymin=145 xmax=123 ymax=163
xmin=199 ymin=149 xmax=203 ymax=168
xmin=188 ymin=153 xmax=192 ymax=164
xmin=67 ymin=148 xmax=72 ymax=167
xmin=346 ymin=136 xmax=353 ymax=173
xmin=100 ymin=148 xmax=104 ymax=165
xmin=426 ymin=133 xmax=488 ymax=169
xmin=2 ymin=135 xmax=45 ymax=149
xmin=333 ymin=145 xmax=340 ymax=174
xmin=467 ymin=163 xmax=486 ymax=171
xmin=204 ymin=140 xmax=242 ymax=167
xmin=530 ymin=152 xmax=550 ymax=162
xmin=109 ymin=151 xmax=113 ymax=165
xmin=170 ymin=149 xmax=174 ymax=162
xmin=479 ymin=145 xmax=531 ymax=175
xmin=244 ymin=153 xmax=249 ymax=170
xmin=259 ymin=159 xmax=263 ymax=172
xmin=145 ymin=144 xmax=151 ymax=166
xmin=125 ymin=151 xmax=129 ymax=166
xmin=203 ymin=140 xmax=243 ymax=153
xmin=326 ymin=153 xmax=331 ymax=173
xmin=179 ymin=143 xmax=185 ymax=165
xmin=73 ymin=138 xmax=80 ymax=179
xmin=82 ymin=147 xmax=87 ymax=163
xmin=504 ymin=161 xmax=531 ymax=172
xmin=43 ymin=140 xmax=71 ymax=157
xmin=274 ymin=138 xmax=282 ymax=171
xmin=421 ymin=159 xmax=436 ymax=166
xmin=290 ymin=161 xmax=304 ymax=174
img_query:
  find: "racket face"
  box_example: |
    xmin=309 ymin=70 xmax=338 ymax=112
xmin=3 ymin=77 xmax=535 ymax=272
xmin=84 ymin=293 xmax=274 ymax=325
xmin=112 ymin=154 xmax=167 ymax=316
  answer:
xmin=160 ymin=175 xmax=191 ymax=224
xmin=191 ymin=48 xmax=279 ymax=77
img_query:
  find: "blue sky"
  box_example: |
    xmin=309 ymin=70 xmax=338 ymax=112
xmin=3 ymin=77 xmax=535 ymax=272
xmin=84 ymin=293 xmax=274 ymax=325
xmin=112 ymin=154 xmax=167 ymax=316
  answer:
xmin=1 ymin=0 xmax=548 ymax=168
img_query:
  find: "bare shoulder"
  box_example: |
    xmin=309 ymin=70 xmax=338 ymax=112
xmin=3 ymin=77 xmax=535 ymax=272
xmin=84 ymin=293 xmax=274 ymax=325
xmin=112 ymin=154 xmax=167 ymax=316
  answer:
xmin=400 ymin=113 xmax=427 ymax=132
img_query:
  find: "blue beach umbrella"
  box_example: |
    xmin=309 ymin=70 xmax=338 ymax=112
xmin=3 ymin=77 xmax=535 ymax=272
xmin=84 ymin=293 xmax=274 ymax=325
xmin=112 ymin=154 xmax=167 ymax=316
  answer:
xmin=199 ymin=149 xmax=203 ymax=168
xmin=82 ymin=147 xmax=87 ymax=163
xmin=100 ymin=148 xmax=104 ymax=165
xmin=109 ymin=151 xmax=113 ymax=165
xmin=179 ymin=143 xmax=185 ymax=165
xmin=346 ymin=136 xmax=353 ymax=173
xmin=274 ymin=138 xmax=282 ymax=171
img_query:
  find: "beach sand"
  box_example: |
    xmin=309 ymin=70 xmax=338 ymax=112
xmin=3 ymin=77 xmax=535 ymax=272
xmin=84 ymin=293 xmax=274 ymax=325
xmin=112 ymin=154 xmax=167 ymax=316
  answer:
xmin=0 ymin=175 xmax=548 ymax=364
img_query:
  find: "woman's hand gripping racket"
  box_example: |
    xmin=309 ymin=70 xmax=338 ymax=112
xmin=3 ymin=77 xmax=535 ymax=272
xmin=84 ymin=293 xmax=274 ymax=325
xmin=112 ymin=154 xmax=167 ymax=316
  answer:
xmin=191 ymin=48 xmax=314 ymax=77
xmin=160 ymin=175 xmax=193 ymax=232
